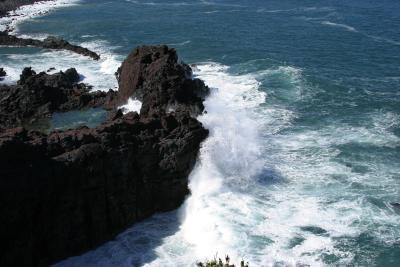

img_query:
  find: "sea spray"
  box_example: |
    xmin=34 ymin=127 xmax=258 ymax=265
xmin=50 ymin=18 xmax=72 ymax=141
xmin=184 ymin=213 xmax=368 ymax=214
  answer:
xmin=120 ymin=98 xmax=142 ymax=114
xmin=0 ymin=0 xmax=81 ymax=33
xmin=0 ymin=41 xmax=121 ymax=91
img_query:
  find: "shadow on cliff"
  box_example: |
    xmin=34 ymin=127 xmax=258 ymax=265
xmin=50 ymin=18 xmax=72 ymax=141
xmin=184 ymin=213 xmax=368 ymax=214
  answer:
xmin=53 ymin=209 xmax=183 ymax=267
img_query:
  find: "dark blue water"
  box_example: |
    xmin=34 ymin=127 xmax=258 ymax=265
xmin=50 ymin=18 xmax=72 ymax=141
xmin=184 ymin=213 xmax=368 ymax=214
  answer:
xmin=1 ymin=0 xmax=399 ymax=266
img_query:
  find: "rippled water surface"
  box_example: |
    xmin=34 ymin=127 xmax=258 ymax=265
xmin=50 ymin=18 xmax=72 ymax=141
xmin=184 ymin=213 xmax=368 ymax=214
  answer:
xmin=1 ymin=0 xmax=399 ymax=266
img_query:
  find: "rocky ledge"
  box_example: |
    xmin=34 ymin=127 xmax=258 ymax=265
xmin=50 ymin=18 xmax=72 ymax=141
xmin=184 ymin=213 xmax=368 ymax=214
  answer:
xmin=0 ymin=31 xmax=100 ymax=60
xmin=0 ymin=45 xmax=209 ymax=267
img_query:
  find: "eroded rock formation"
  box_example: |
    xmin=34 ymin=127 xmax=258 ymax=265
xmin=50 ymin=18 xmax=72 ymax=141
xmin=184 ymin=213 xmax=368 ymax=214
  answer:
xmin=117 ymin=45 xmax=208 ymax=116
xmin=0 ymin=67 xmax=116 ymax=129
xmin=0 ymin=45 xmax=209 ymax=267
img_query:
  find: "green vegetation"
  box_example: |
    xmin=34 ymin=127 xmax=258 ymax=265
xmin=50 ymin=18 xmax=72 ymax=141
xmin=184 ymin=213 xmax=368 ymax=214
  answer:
xmin=197 ymin=255 xmax=249 ymax=267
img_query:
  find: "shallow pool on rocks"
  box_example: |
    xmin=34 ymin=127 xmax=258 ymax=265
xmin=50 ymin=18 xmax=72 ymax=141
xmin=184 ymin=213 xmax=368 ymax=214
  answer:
xmin=50 ymin=108 xmax=108 ymax=131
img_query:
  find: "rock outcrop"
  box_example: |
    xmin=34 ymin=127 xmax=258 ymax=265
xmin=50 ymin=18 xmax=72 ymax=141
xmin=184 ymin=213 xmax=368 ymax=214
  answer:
xmin=0 ymin=32 xmax=100 ymax=60
xmin=117 ymin=45 xmax=208 ymax=116
xmin=0 ymin=67 xmax=5 ymax=80
xmin=0 ymin=67 xmax=116 ymax=129
xmin=0 ymin=45 xmax=209 ymax=267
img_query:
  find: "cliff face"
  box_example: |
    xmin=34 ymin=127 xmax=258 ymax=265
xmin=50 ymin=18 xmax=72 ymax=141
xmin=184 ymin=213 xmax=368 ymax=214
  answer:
xmin=0 ymin=45 xmax=209 ymax=267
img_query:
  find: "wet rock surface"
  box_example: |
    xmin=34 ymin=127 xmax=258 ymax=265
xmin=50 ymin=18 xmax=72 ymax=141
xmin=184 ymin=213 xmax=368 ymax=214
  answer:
xmin=0 ymin=31 xmax=100 ymax=60
xmin=117 ymin=45 xmax=209 ymax=116
xmin=0 ymin=67 xmax=5 ymax=80
xmin=0 ymin=45 xmax=209 ymax=267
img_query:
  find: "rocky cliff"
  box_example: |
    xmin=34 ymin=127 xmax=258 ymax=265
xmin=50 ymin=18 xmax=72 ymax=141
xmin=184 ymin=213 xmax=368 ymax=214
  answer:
xmin=0 ymin=45 xmax=209 ymax=267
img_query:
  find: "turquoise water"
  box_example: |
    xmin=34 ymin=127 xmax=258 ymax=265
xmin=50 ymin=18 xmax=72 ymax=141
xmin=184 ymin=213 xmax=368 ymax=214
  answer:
xmin=1 ymin=0 xmax=399 ymax=266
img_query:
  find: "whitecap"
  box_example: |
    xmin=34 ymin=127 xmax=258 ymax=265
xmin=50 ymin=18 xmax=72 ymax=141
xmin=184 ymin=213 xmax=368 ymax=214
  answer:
xmin=167 ymin=40 xmax=191 ymax=46
xmin=0 ymin=46 xmax=120 ymax=91
xmin=119 ymin=98 xmax=142 ymax=114
xmin=0 ymin=0 xmax=80 ymax=33
xmin=321 ymin=21 xmax=358 ymax=32
xmin=203 ymin=10 xmax=219 ymax=14
xmin=364 ymin=33 xmax=400 ymax=46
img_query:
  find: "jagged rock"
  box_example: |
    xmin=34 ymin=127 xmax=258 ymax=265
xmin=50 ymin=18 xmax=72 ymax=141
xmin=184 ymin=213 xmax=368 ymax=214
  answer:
xmin=117 ymin=45 xmax=209 ymax=117
xmin=0 ymin=67 xmax=117 ymax=129
xmin=0 ymin=67 xmax=5 ymax=80
xmin=0 ymin=45 xmax=209 ymax=267
xmin=0 ymin=31 xmax=100 ymax=60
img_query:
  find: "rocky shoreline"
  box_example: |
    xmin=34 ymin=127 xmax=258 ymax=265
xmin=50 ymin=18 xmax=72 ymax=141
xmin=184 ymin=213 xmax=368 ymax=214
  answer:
xmin=0 ymin=45 xmax=209 ymax=267
xmin=0 ymin=31 xmax=101 ymax=59
xmin=0 ymin=66 xmax=116 ymax=130
xmin=0 ymin=0 xmax=52 ymax=17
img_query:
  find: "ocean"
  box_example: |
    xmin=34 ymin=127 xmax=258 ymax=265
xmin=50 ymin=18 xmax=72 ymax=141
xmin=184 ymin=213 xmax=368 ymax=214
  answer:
xmin=1 ymin=0 xmax=399 ymax=266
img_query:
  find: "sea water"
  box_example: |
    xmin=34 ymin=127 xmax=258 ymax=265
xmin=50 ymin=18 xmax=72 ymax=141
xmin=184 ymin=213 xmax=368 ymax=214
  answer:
xmin=1 ymin=0 xmax=399 ymax=266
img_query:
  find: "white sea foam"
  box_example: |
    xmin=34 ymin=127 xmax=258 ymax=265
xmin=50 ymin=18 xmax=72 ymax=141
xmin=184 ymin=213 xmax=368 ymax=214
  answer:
xmin=119 ymin=98 xmax=142 ymax=114
xmin=167 ymin=40 xmax=191 ymax=46
xmin=364 ymin=34 xmax=400 ymax=46
xmin=257 ymin=7 xmax=334 ymax=14
xmin=321 ymin=21 xmax=358 ymax=32
xmin=203 ymin=10 xmax=219 ymax=14
xmin=125 ymin=0 xmax=245 ymax=8
xmin=52 ymin=62 xmax=400 ymax=267
xmin=0 ymin=0 xmax=80 ymax=33
xmin=319 ymin=20 xmax=400 ymax=46
xmin=0 ymin=1 xmax=122 ymax=93
xmin=0 ymin=39 xmax=121 ymax=91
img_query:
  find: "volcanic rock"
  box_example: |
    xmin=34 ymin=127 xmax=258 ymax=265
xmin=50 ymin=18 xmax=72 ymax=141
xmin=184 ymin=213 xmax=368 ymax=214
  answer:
xmin=0 ymin=31 xmax=100 ymax=60
xmin=0 ymin=67 xmax=5 ymax=80
xmin=117 ymin=45 xmax=209 ymax=117
xmin=0 ymin=67 xmax=117 ymax=129
xmin=0 ymin=45 xmax=209 ymax=267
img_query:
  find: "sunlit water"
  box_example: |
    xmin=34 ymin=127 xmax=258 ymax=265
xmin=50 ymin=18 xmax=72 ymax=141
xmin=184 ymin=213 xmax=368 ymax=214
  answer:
xmin=1 ymin=0 xmax=399 ymax=266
